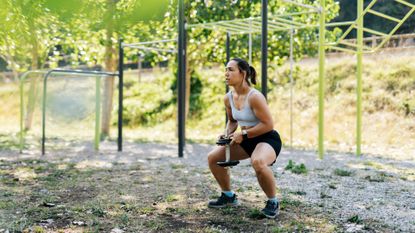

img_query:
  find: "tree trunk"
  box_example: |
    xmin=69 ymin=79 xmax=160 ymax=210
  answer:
xmin=24 ymin=21 xmax=40 ymax=131
xmin=100 ymin=0 xmax=116 ymax=138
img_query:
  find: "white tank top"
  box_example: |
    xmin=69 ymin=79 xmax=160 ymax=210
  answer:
xmin=227 ymin=89 xmax=260 ymax=127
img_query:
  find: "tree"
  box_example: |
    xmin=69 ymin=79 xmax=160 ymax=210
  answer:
xmin=154 ymin=0 xmax=340 ymax=118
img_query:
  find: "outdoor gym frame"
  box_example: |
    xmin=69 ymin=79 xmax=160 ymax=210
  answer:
xmin=179 ymin=0 xmax=415 ymax=158
xmin=19 ymin=69 xmax=122 ymax=155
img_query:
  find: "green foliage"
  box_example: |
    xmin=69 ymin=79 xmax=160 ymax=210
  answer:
xmin=347 ymin=214 xmax=363 ymax=224
xmin=285 ymin=160 xmax=307 ymax=174
xmin=334 ymin=168 xmax=353 ymax=177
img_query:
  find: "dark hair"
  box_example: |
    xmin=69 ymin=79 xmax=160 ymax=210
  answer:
xmin=231 ymin=58 xmax=257 ymax=85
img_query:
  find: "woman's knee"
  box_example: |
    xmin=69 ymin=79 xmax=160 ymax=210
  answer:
xmin=251 ymin=157 xmax=267 ymax=172
xmin=207 ymin=149 xmax=222 ymax=165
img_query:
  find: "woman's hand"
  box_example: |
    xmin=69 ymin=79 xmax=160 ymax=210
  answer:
xmin=230 ymin=132 xmax=243 ymax=145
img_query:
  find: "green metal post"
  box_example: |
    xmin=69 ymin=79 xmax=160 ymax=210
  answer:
xmin=95 ymin=77 xmax=101 ymax=150
xmin=318 ymin=0 xmax=326 ymax=159
xmin=356 ymin=0 xmax=363 ymax=156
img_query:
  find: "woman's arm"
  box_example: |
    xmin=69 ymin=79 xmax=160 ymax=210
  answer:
xmin=245 ymin=92 xmax=274 ymax=138
xmin=224 ymin=94 xmax=238 ymax=136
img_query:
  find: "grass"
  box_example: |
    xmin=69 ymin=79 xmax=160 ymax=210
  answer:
xmin=285 ymin=160 xmax=308 ymax=174
xmin=334 ymin=168 xmax=353 ymax=177
xmin=0 ymin=158 xmax=342 ymax=232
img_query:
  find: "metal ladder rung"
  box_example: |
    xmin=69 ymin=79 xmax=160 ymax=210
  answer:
xmin=367 ymin=9 xmax=401 ymax=23
xmin=353 ymin=25 xmax=388 ymax=36
xmin=395 ymin=0 xmax=415 ymax=8
xmin=328 ymin=46 xmax=357 ymax=54
xmin=338 ymin=41 xmax=372 ymax=50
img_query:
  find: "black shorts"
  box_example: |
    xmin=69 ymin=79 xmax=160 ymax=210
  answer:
xmin=239 ymin=130 xmax=282 ymax=164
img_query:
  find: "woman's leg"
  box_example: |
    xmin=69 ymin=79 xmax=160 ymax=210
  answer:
xmin=207 ymin=144 xmax=249 ymax=191
xmin=250 ymin=143 xmax=277 ymax=198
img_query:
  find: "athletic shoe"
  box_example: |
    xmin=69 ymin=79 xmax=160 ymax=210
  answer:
xmin=208 ymin=193 xmax=238 ymax=208
xmin=261 ymin=200 xmax=279 ymax=218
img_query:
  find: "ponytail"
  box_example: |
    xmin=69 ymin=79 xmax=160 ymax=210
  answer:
xmin=249 ymin=66 xmax=257 ymax=85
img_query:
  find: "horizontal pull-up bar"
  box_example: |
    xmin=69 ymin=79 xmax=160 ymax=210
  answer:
xmin=124 ymin=45 xmax=177 ymax=53
xmin=122 ymin=39 xmax=177 ymax=47
xmin=41 ymin=69 xmax=120 ymax=155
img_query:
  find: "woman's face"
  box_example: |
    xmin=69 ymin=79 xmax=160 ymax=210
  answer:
xmin=225 ymin=60 xmax=244 ymax=86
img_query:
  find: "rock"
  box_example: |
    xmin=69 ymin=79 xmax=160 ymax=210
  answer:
xmin=110 ymin=228 xmax=124 ymax=233
xmin=72 ymin=221 xmax=86 ymax=226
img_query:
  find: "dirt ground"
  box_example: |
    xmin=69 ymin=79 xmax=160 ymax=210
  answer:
xmin=0 ymin=141 xmax=414 ymax=233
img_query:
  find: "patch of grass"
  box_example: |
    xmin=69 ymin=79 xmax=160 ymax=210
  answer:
xmin=280 ymin=197 xmax=302 ymax=210
xmin=363 ymin=161 xmax=384 ymax=170
xmin=247 ymin=208 xmax=264 ymax=219
xmin=289 ymin=190 xmax=307 ymax=196
xmin=144 ymin=219 xmax=167 ymax=231
xmin=91 ymin=205 xmax=106 ymax=217
xmin=165 ymin=193 xmax=180 ymax=202
xmin=365 ymin=172 xmax=390 ymax=182
xmin=285 ymin=160 xmax=307 ymax=174
xmin=171 ymin=164 xmax=185 ymax=170
xmin=348 ymin=215 xmax=363 ymax=224
xmin=138 ymin=206 xmax=156 ymax=215
xmin=328 ymin=183 xmax=337 ymax=189
xmin=334 ymin=168 xmax=353 ymax=177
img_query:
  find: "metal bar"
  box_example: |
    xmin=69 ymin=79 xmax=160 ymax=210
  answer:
xmin=124 ymin=45 xmax=177 ymax=53
xmin=262 ymin=0 xmax=268 ymax=98
xmin=118 ymin=39 xmax=124 ymax=152
xmin=318 ymin=0 xmax=326 ymax=159
xmin=19 ymin=70 xmax=47 ymax=153
xmin=395 ymin=0 xmax=415 ymax=8
xmin=41 ymin=69 xmax=118 ymax=155
xmin=289 ymin=28 xmax=294 ymax=150
xmin=225 ymin=32 xmax=230 ymax=125
xmin=122 ymin=39 xmax=177 ymax=47
xmin=356 ymin=0 xmax=363 ymax=156
xmin=269 ymin=15 xmax=306 ymax=27
xmin=217 ymin=22 xmax=252 ymax=33
xmin=326 ymin=21 xmax=355 ymax=27
xmin=338 ymin=41 xmax=373 ymax=51
xmin=95 ymin=76 xmax=101 ymax=150
xmin=367 ymin=9 xmax=401 ymax=23
xmin=358 ymin=26 xmax=388 ymax=36
xmin=178 ymin=0 xmax=185 ymax=158
xmin=328 ymin=46 xmax=357 ymax=53
xmin=373 ymin=7 xmax=415 ymax=51
xmin=337 ymin=0 xmax=379 ymax=42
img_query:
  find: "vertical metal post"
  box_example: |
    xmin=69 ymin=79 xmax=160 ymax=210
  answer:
xmin=41 ymin=71 xmax=52 ymax=155
xmin=356 ymin=0 xmax=363 ymax=156
xmin=225 ymin=32 xmax=230 ymax=124
xmin=248 ymin=21 xmax=252 ymax=65
xmin=226 ymin=32 xmax=230 ymax=93
xmin=178 ymin=0 xmax=185 ymax=158
xmin=261 ymin=0 xmax=268 ymax=98
xmin=95 ymin=76 xmax=101 ymax=150
xmin=118 ymin=39 xmax=124 ymax=152
xmin=318 ymin=0 xmax=326 ymax=159
xmin=289 ymin=28 xmax=294 ymax=150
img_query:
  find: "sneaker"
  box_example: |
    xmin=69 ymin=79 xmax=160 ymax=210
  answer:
xmin=261 ymin=200 xmax=279 ymax=219
xmin=208 ymin=193 xmax=238 ymax=208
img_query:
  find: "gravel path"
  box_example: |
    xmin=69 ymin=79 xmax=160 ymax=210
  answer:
xmin=1 ymin=141 xmax=414 ymax=232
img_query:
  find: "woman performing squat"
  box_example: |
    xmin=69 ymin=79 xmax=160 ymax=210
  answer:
xmin=207 ymin=58 xmax=282 ymax=219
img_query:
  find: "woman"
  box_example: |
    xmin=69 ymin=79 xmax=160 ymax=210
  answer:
xmin=207 ymin=58 xmax=282 ymax=219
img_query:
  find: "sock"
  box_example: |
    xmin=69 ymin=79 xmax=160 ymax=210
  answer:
xmin=222 ymin=191 xmax=235 ymax=197
xmin=268 ymin=197 xmax=278 ymax=204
